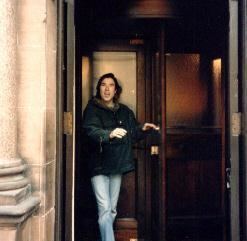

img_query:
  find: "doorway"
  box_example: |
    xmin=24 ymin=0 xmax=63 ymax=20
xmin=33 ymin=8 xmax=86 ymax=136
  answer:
xmin=75 ymin=42 xmax=152 ymax=241
xmin=74 ymin=46 xmax=227 ymax=241
xmin=71 ymin=1 xmax=229 ymax=241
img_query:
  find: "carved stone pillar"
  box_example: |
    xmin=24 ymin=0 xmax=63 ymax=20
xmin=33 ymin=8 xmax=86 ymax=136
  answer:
xmin=0 ymin=1 xmax=40 ymax=240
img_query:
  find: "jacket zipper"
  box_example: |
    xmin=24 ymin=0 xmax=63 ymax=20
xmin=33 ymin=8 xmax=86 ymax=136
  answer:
xmin=99 ymin=136 xmax=103 ymax=153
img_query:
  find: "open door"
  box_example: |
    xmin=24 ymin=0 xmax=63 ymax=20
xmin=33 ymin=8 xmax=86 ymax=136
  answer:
xmin=151 ymin=29 xmax=228 ymax=241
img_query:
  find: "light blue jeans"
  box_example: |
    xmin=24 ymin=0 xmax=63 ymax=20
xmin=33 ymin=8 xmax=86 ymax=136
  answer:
xmin=91 ymin=174 xmax=122 ymax=241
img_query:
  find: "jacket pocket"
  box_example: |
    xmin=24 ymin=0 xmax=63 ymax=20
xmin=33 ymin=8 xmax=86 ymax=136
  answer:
xmin=109 ymin=134 xmax=128 ymax=145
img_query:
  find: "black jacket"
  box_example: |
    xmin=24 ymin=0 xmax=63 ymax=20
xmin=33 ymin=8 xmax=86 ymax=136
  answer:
xmin=82 ymin=98 xmax=145 ymax=177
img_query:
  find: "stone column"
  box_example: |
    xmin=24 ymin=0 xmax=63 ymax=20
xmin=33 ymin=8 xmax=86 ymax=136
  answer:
xmin=0 ymin=1 xmax=40 ymax=240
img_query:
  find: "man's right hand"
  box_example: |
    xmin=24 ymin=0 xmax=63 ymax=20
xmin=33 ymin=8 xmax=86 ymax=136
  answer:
xmin=110 ymin=128 xmax=127 ymax=139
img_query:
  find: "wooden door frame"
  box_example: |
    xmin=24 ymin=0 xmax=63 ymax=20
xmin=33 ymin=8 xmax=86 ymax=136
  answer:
xmin=228 ymin=1 xmax=247 ymax=240
xmin=55 ymin=1 xmax=246 ymax=240
xmin=146 ymin=26 xmax=167 ymax=241
xmin=228 ymin=1 xmax=241 ymax=240
xmin=240 ymin=0 xmax=247 ymax=239
xmin=65 ymin=2 xmax=75 ymax=241
xmin=55 ymin=0 xmax=65 ymax=241
xmin=56 ymin=1 xmax=75 ymax=241
xmin=157 ymin=26 xmax=166 ymax=241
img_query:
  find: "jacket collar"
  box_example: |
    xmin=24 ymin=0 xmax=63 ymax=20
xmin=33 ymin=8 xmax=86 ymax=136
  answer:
xmin=91 ymin=97 xmax=120 ymax=112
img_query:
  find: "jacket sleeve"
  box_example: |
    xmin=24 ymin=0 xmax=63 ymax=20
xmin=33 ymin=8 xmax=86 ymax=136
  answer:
xmin=82 ymin=105 xmax=111 ymax=144
xmin=129 ymin=109 xmax=146 ymax=142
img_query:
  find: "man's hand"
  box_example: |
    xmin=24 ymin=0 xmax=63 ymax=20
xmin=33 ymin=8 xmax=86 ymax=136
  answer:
xmin=110 ymin=128 xmax=127 ymax=139
xmin=142 ymin=123 xmax=159 ymax=131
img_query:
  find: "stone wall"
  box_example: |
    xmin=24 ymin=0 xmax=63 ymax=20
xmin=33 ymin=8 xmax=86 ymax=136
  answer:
xmin=16 ymin=0 xmax=57 ymax=240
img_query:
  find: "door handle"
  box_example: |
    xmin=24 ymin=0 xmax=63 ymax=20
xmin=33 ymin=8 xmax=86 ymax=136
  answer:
xmin=151 ymin=146 xmax=159 ymax=155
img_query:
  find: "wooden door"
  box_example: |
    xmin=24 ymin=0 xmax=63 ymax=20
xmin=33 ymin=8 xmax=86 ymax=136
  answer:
xmin=63 ymin=1 xmax=75 ymax=241
xmin=239 ymin=0 xmax=247 ymax=239
xmin=151 ymin=31 xmax=227 ymax=241
xmin=75 ymin=41 xmax=152 ymax=241
xmin=228 ymin=1 xmax=241 ymax=240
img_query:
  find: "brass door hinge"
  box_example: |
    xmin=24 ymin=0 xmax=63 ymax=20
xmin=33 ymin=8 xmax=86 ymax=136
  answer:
xmin=64 ymin=112 xmax=73 ymax=135
xmin=232 ymin=112 xmax=241 ymax=136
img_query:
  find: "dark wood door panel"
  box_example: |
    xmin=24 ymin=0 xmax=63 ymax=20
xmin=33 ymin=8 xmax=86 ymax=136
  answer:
xmin=167 ymin=129 xmax=224 ymax=240
xmin=166 ymin=131 xmax=224 ymax=240
xmin=167 ymin=158 xmax=222 ymax=216
xmin=167 ymin=132 xmax=222 ymax=216
xmin=167 ymin=220 xmax=224 ymax=241
xmin=166 ymin=131 xmax=222 ymax=160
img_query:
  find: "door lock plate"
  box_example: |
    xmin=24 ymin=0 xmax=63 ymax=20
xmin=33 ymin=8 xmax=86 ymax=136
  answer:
xmin=151 ymin=146 xmax=159 ymax=155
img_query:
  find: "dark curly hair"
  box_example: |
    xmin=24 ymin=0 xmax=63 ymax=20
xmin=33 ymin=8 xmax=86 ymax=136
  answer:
xmin=95 ymin=73 xmax=122 ymax=102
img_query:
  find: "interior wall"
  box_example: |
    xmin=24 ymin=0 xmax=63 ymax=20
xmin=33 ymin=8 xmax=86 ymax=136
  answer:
xmin=16 ymin=0 xmax=57 ymax=240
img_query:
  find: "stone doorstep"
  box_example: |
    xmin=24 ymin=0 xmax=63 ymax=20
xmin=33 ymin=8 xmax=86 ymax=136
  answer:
xmin=0 ymin=185 xmax=31 ymax=206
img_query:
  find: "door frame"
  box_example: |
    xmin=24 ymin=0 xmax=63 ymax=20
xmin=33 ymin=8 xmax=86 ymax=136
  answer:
xmin=56 ymin=1 xmax=75 ymax=241
xmin=55 ymin=0 xmax=65 ymax=241
xmin=239 ymin=0 xmax=247 ymax=240
xmin=155 ymin=26 xmax=166 ymax=241
xmin=228 ymin=1 xmax=241 ymax=240
xmin=55 ymin=1 xmax=246 ymax=241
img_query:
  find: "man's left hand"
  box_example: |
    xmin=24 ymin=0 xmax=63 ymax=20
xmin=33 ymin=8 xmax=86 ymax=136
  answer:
xmin=142 ymin=123 xmax=159 ymax=131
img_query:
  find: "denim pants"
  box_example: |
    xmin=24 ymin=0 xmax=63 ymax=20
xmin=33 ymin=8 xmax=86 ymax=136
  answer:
xmin=91 ymin=174 xmax=122 ymax=241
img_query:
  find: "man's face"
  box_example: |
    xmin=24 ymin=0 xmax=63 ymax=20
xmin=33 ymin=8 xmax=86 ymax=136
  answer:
xmin=99 ymin=77 xmax=116 ymax=105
